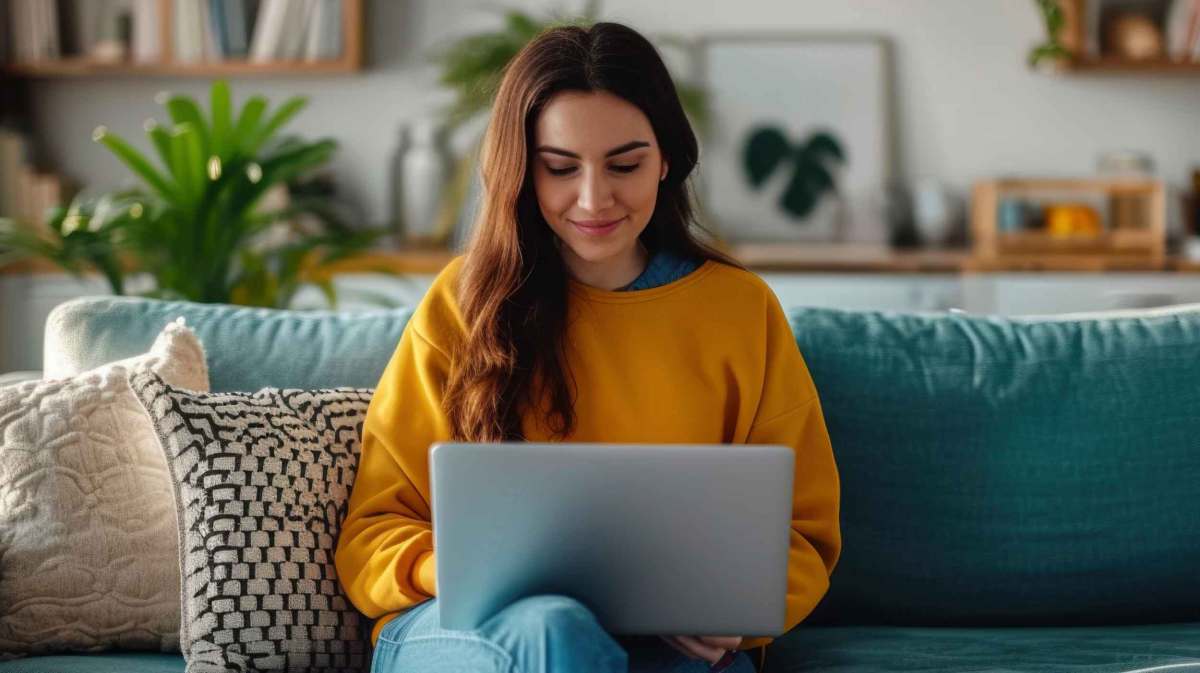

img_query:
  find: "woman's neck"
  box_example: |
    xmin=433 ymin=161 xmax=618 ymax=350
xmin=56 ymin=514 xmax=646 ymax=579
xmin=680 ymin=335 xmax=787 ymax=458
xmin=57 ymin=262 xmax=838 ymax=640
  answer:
xmin=563 ymin=241 xmax=650 ymax=291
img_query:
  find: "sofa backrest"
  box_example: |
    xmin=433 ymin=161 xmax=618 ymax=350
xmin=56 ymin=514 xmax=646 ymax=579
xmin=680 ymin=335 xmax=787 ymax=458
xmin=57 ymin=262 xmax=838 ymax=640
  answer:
xmin=44 ymin=297 xmax=412 ymax=392
xmin=795 ymin=303 xmax=1200 ymax=627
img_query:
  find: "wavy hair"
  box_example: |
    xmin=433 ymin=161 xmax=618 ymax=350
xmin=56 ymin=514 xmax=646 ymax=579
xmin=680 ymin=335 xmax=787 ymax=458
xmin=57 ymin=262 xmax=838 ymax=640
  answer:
xmin=443 ymin=22 xmax=742 ymax=442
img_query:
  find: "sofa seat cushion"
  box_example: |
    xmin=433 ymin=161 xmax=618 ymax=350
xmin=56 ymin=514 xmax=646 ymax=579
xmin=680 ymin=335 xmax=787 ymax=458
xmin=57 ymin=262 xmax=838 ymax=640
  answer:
xmin=0 ymin=653 xmax=185 ymax=673
xmin=766 ymin=621 xmax=1200 ymax=672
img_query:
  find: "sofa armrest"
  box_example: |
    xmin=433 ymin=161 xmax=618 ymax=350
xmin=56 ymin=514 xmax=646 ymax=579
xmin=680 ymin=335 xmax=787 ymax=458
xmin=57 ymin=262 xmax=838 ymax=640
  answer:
xmin=0 ymin=370 xmax=41 ymax=388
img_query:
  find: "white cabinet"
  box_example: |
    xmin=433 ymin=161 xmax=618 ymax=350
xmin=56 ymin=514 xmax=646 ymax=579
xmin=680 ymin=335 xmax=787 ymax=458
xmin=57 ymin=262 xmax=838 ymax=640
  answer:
xmin=963 ymin=274 xmax=1200 ymax=315
xmin=760 ymin=274 xmax=963 ymax=313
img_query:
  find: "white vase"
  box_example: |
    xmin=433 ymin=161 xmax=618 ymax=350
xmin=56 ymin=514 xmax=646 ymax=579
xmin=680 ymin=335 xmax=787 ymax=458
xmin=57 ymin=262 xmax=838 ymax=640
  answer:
xmin=392 ymin=118 xmax=451 ymax=243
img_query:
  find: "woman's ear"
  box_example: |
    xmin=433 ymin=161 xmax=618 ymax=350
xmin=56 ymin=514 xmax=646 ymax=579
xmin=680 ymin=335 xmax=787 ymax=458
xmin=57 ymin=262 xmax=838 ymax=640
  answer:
xmin=660 ymin=160 xmax=669 ymax=182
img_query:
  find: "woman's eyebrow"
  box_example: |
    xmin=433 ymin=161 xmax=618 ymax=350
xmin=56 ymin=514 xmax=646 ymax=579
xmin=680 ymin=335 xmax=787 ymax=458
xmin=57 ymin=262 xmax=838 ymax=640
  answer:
xmin=536 ymin=140 xmax=651 ymax=159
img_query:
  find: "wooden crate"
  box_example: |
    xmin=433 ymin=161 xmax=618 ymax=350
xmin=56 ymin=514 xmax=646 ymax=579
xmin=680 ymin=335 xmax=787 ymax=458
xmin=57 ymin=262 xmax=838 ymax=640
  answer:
xmin=971 ymin=178 xmax=1167 ymax=268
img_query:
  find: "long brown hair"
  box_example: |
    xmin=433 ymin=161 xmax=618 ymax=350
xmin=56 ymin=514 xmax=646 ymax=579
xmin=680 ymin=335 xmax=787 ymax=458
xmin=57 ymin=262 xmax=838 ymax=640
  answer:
xmin=443 ymin=22 xmax=742 ymax=442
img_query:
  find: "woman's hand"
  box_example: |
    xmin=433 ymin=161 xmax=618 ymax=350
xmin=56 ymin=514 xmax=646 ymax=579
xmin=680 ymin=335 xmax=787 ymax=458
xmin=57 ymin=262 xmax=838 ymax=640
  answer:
xmin=659 ymin=635 xmax=743 ymax=665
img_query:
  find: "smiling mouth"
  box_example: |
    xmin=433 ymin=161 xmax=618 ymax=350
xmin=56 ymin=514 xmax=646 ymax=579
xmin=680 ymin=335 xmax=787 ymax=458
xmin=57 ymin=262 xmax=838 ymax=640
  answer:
xmin=570 ymin=216 xmax=626 ymax=228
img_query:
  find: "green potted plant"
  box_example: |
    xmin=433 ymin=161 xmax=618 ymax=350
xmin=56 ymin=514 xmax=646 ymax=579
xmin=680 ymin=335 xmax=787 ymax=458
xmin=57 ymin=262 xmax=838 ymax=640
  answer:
xmin=0 ymin=80 xmax=388 ymax=308
xmin=1029 ymin=0 xmax=1072 ymax=67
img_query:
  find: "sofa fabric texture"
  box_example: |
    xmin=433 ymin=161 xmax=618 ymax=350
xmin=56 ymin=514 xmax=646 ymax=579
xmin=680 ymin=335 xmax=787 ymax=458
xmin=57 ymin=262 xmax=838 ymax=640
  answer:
xmin=44 ymin=298 xmax=412 ymax=393
xmin=794 ymin=305 xmax=1200 ymax=626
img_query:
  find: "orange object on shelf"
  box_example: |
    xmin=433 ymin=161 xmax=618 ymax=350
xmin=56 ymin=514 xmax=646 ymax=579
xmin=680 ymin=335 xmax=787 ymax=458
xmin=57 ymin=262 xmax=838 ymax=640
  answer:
xmin=971 ymin=178 xmax=1166 ymax=267
xmin=1044 ymin=203 xmax=1102 ymax=237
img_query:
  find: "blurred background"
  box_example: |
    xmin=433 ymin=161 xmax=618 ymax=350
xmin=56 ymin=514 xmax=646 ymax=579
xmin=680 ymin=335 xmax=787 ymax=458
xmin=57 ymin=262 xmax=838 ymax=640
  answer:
xmin=3 ymin=0 xmax=1200 ymax=372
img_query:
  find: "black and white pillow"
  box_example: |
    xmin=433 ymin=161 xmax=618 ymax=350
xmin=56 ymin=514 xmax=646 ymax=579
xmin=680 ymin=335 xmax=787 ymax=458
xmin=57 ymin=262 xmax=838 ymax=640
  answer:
xmin=131 ymin=371 xmax=373 ymax=673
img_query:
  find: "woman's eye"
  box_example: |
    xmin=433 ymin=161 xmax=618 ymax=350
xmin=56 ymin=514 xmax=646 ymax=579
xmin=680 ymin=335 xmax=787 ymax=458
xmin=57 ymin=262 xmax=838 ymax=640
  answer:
xmin=545 ymin=163 xmax=640 ymax=176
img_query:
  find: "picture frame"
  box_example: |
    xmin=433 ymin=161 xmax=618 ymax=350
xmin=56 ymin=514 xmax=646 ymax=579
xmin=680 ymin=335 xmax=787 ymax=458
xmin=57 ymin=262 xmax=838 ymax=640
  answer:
xmin=695 ymin=33 xmax=893 ymax=244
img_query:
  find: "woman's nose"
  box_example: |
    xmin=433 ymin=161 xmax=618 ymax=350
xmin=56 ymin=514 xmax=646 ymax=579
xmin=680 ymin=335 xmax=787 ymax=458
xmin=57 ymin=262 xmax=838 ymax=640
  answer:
xmin=577 ymin=170 xmax=615 ymax=212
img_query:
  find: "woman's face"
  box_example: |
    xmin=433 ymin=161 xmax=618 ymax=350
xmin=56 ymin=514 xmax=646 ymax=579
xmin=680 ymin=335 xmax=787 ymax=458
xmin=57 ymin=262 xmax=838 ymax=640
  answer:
xmin=531 ymin=90 xmax=668 ymax=271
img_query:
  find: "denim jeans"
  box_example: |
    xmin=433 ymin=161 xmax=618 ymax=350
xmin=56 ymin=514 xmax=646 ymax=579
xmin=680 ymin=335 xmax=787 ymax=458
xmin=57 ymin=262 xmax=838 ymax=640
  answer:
xmin=369 ymin=595 xmax=758 ymax=673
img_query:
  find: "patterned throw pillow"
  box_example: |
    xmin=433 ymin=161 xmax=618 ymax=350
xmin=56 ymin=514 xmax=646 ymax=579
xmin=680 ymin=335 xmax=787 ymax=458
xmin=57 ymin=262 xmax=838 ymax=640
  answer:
xmin=130 ymin=371 xmax=373 ymax=673
xmin=0 ymin=318 xmax=209 ymax=657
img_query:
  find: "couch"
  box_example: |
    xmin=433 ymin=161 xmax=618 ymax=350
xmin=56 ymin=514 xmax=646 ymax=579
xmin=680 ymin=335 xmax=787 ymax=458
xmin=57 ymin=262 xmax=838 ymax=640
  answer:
xmin=1 ymin=295 xmax=1198 ymax=673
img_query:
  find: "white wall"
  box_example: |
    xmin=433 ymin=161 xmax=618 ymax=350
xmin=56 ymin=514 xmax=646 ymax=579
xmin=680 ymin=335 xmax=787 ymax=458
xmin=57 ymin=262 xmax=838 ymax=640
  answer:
xmin=26 ymin=0 xmax=1200 ymax=230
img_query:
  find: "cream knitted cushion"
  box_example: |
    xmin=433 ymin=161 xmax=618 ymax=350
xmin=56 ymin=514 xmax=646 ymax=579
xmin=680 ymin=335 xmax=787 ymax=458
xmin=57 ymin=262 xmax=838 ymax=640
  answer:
xmin=0 ymin=318 xmax=208 ymax=657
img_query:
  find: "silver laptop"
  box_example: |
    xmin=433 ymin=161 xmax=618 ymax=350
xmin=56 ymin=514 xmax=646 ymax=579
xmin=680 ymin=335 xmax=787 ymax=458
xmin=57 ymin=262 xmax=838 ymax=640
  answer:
xmin=429 ymin=442 xmax=794 ymax=637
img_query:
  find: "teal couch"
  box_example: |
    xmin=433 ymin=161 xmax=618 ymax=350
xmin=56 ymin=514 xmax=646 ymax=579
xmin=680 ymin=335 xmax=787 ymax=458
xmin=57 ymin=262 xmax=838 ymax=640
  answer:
xmin=2 ymin=296 xmax=1198 ymax=673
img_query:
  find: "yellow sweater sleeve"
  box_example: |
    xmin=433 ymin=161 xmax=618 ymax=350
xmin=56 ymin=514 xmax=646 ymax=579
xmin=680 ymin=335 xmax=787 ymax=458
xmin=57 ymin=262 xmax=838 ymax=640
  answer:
xmin=739 ymin=300 xmax=842 ymax=652
xmin=335 ymin=323 xmax=449 ymax=619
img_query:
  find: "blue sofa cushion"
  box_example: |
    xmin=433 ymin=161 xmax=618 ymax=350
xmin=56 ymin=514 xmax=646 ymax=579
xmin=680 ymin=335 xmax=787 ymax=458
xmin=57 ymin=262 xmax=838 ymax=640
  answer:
xmin=3 ymin=623 xmax=1197 ymax=673
xmin=43 ymin=297 xmax=412 ymax=392
xmin=793 ymin=305 xmax=1200 ymax=626
xmin=0 ymin=653 xmax=185 ymax=673
xmin=766 ymin=621 xmax=1200 ymax=672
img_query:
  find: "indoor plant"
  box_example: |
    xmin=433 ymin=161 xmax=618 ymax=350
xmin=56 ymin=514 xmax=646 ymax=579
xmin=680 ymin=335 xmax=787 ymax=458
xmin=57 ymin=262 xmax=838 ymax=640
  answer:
xmin=0 ymin=80 xmax=385 ymax=308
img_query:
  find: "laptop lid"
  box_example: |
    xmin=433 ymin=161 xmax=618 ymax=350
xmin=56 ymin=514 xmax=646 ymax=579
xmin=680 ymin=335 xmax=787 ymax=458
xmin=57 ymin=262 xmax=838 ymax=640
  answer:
xmin=430 ymin=442 xmax=794 ymax=637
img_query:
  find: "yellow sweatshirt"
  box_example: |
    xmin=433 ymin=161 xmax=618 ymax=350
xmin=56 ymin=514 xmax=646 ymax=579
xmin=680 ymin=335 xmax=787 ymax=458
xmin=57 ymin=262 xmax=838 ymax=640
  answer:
xmin=334 ymin=255 xmax=841 ymax=653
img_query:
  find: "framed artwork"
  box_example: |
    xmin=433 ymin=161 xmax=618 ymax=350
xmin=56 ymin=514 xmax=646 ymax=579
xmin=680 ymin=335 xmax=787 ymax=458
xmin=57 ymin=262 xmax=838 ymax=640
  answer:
xmin=696 ymin=34 xmax=893 ymax=243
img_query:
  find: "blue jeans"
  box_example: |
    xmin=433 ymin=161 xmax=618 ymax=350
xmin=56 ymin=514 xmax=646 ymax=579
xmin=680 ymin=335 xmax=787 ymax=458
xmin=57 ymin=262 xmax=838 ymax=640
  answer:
xmin=370 ymin=595 xmax=758 ymax=673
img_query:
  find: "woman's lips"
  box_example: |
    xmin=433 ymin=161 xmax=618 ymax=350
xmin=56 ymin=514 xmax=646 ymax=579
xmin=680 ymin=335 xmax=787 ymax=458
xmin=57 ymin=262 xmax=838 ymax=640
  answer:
xmin=570 ymin=216 xmax=626 ymax=236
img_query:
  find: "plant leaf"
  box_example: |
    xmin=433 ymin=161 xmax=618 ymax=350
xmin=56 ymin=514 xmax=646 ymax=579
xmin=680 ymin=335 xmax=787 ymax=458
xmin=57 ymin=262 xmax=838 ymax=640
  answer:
xmin=210 ymin=80 xmax=233 ymax=159
xmin=805 ymin=132 xmax=845 ymax=162
xmin=233 ymin=96 xmax=267 ymax=154
xmin=146 ymin=123 xmax=175 ymax=174
xmin=743 ymin=126 xmax=790 ymax=188
xmin=96 ymin=129 xmax=177 ymax=200
xmin=165 ymin=94 xmax=211 ymax=156
xmin=249 ymin=96 xmax=308 ymax=154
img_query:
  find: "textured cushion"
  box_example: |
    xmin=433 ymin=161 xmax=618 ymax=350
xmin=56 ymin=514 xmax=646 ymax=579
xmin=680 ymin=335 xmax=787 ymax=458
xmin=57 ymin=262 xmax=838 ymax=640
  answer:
xmin=45 ymin=297 xmax=412 ymax=392
xmin=792 ymin=304 xmax=1200 ymax=626
xmin=0 ymin=319 xmax=208 ymax=657
xmin=130 ymin=371 xmax=373 ymax=672
xmin=766 ymin=621 xmax=1200 ymax=672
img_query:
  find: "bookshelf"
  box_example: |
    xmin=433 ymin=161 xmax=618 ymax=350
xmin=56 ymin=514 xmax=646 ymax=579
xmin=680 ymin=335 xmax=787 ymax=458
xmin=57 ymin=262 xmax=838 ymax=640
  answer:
xmin=1051 ymin=0 xmax=1200 ymax=74
xmin=1 ymin=0 xmax=363 ymax=78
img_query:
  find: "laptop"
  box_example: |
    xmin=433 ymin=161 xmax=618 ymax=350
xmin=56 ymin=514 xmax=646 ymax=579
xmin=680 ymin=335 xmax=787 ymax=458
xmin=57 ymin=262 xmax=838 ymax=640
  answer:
xmin=429 ymin=442 xmax=795 ymax=637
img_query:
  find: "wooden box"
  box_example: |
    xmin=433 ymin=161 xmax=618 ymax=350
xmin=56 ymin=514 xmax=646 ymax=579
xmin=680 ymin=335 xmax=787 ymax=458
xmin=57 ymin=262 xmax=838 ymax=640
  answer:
xmin=971 ymin=178 xmax=1166 ymax=270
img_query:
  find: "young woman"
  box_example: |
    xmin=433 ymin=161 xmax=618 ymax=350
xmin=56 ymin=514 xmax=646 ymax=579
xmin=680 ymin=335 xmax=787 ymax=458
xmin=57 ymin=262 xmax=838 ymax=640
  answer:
xmin=335 ymin=21 xmax=841 ymax=673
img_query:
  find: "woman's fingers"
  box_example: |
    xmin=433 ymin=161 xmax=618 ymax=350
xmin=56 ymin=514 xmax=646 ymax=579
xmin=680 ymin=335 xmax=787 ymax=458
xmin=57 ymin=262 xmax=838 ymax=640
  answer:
xmin=696 ymin=635 xmax=742 ymax=650
xmin=660 ymin=635 xmax=726 ymax=664
xmin=659 ymin=635 xmax=696 ymax=660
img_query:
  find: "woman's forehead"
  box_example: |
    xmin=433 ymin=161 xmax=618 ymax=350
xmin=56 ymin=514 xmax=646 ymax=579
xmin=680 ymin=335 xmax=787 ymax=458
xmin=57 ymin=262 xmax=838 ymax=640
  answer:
xmin=534 ymin=91 xmax=656 ymax=154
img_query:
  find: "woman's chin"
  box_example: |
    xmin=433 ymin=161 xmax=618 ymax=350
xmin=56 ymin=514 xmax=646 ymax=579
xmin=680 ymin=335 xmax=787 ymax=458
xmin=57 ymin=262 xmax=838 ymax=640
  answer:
xmin=563 ymin=239 xmax=626 ymax=265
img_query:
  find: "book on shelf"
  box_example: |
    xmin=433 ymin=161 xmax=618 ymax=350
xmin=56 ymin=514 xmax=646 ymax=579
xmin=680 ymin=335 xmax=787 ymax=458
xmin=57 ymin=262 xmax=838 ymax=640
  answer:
xmin=132 ymin=0 xmax=162 ymax=63
xmin=8 ymin=0 xmax=61 ymax=63
xmin=209 ymin=0 xmax=258 ymax=60
xmin=249 ymin=0 xmax=340 ymax=62
xmin=304 ymin=0 xmax=342 ymax=62
xmin=0 ymin=0 xmax=344 ymax=67
xmin=0 ymin=129 xmax=30 ymax=221
xmin=4 ymin=0 xmax=163 ymax=65
xmin=0 ymin=2 xmax=8 ymax=65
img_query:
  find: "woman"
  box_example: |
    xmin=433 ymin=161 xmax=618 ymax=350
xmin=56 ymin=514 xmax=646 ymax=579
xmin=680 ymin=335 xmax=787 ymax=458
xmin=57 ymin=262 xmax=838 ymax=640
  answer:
xmin=335 ymin=21 xmax=841 ymax=673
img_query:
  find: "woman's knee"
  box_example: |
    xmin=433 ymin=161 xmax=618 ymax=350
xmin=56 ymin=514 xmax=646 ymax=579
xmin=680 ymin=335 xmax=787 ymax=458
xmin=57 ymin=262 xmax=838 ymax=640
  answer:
xmin=487 ymin=594 xmax=626 ymax=672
